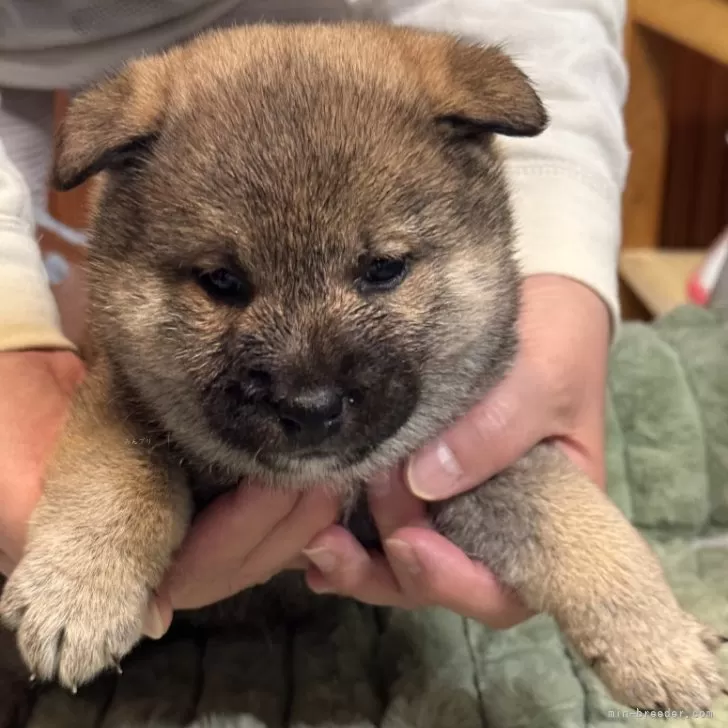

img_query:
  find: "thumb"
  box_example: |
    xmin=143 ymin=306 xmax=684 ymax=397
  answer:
xmin=142 ymin=586 xmax=173 ymax=640
xmin=405 ymin=361 xmax=546 ymax=500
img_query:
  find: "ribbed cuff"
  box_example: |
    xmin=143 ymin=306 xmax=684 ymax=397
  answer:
xmin=506 ymin=162 xmax=622 ymax=334
xmin=0 ymin=230 xmax=75 ymax=352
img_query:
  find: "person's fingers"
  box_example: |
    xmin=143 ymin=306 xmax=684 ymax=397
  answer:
xmin=367 ymin=466 xmax=429 ymax=539
xmin=163 ymin=484 xmax=300 ymax=609
xmin=303 ymin=526 xmax=412 ymax=608
xmin=383 ymin=527 xmax=532 ymax=629
xmin=558 ymin=427 xmax=606 ymax=488
xmin=236 ymin=487 xmax=340 ymax=588
xmin=555 ymin=371 xmax=607 ymax=488
xmin=405 ymin=361 xmax=547 ymax=501
xmin=168 ymin=485 xmax=340 ymax=611
xmin=144 ymin=584 xmax=173 ymax=639
xmin=284 ymin=554 xmax=310 ymax=571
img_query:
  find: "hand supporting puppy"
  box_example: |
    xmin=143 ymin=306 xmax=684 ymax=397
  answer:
xmin=152 ymin=484 xmax=340 ymax=631
xmin=302 ymin=274 xmax=609 ymax=625
xmin=0 ymin=350 xmax=84 ymax=576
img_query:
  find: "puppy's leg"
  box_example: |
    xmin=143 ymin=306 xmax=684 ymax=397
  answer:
xmin=430 ymin=443 xmax=725 ymax=711
xmin=0 ymin=364 xmax=191 ymax=690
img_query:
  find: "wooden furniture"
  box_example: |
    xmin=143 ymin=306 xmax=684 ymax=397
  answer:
xmin=621 ymin=0 xmax=728 ymax=318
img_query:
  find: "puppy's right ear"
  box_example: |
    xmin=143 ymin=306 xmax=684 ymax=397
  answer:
xmin=53 ymin=56 xmax=170 ymax=191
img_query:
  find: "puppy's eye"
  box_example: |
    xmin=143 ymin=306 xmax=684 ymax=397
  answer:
xmin=196 ymin=268 xmax=252 ymax=306
xmin=359 ymin=258 xmax=408 ymax=292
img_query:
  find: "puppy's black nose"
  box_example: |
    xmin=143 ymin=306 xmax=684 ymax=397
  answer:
xmin=276 ymin=387 xmax=344 ymax=444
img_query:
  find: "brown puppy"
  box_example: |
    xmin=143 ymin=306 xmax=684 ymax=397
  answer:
xmin=0 ymin=22 xmax=724 ymax=712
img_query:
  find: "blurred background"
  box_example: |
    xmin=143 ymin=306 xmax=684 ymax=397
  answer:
xmin=619 ymin=0 xmax=728 ymax=319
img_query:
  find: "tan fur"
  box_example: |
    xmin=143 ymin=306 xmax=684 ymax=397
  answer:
xmin=431 ymin=445 xmax=725 ymax=709
xmin=0 ymin=22 xmax=724 ymax=712
xmin=1 ymin=360 xmax=191 ymax=686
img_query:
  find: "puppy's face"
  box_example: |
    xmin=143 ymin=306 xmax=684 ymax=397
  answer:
xmin=55 ymin=23 xmax=547 ymax=487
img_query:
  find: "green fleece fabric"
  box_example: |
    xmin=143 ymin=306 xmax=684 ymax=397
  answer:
xmin=2 ymin=304 xmax=727 ymax=728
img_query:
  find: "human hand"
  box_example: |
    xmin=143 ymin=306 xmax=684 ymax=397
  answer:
xmin=0 ymin=350 xmax=85 ymax=575
xmin=302 ymin=274 xmax=611 ymax=626
xmin=304 ymin=467 xmax=533 ymax=628
xmin=147 ymin=484 xmax=341 ymax=636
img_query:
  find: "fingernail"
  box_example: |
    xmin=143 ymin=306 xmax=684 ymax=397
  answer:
xmin=141 ymin=601 xmax=166 ymax=640
xmin=407 ymin=441 xmax=463 ymax=500
xmin=308 ymin=580 xmax=335 ymax=595
xmin=303 ymin=547 xmax=337 ymax=574
xmin=385 ymin=539 xmax=421 ymax=577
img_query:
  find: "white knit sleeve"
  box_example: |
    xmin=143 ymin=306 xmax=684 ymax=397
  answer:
xmin=384 ymin=0 xmax=629 ymax=325
xmin=0 ymin=121 xmax=74 ymax=351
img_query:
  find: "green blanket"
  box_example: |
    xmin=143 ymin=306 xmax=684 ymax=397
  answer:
xmin=2 ymin=304 xmax=727 ymax=728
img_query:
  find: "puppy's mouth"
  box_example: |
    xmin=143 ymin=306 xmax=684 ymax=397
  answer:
xmin=262 ymin=445 xmax=374 ymax=474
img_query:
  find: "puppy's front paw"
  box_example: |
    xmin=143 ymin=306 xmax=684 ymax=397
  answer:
xmin=577 ymin=609 xmax=725 ymax=712
xmin=0 ymin=548 xmax=150 ymax=690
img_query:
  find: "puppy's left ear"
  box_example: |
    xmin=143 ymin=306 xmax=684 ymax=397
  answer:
xmin=399 ymin=31 xmax=548 ymax=140
xmin=53 ymin=54 xmax=171 ymax=191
